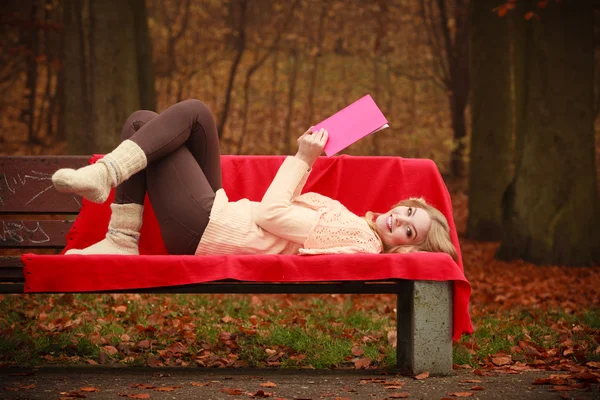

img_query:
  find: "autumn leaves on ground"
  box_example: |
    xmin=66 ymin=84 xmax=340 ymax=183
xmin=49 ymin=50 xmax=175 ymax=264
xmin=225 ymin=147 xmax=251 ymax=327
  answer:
xmin=1 ymin=194 xmax=599 ymax=397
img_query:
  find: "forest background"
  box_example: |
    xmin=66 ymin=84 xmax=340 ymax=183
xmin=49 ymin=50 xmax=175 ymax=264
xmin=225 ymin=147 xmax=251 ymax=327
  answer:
xmin=1 ymin=0 xmax=600 ymax=389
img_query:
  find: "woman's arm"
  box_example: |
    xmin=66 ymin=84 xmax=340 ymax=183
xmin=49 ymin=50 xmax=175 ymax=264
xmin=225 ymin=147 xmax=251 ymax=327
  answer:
xmin=254 ymin=128 xmax=328 ymax=244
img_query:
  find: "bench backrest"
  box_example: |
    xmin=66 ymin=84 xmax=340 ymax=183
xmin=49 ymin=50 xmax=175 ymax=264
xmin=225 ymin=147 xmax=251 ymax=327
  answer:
xmin=1 ymin=156 xmax=88 ymax=284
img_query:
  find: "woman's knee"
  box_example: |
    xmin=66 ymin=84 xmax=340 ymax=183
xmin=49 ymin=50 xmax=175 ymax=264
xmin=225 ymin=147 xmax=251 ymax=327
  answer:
xmin=121 ymin=110 xmax=158 ymax=141
xmin=180 ymin=99 xmax=216 ymax=126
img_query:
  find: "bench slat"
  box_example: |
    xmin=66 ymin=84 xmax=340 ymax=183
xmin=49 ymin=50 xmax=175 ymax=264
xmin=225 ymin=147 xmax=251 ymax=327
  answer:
xmin=0 ymin=256 xmax=24 ymax=282
xmin=0 ymin=280 xmax=403 ymax=295
xmin=0 ymin=220 xmax=72 ymax=248
xmin=0 ymin=156 xmax=88 ymax=213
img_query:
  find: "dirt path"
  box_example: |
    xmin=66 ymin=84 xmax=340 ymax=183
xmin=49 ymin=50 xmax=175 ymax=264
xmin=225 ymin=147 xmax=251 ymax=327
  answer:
xmin=1 ymin=367 xmax=598 ymax=400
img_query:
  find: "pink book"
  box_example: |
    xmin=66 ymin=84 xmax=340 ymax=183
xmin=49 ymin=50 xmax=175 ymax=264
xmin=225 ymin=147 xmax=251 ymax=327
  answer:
xmin=312 ymin=94 xmax=389 ymax=157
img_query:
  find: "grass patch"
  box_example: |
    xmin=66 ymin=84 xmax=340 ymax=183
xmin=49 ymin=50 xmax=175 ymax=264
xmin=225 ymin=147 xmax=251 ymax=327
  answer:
xmin=1 ymin=294 xmax=598 ymax=369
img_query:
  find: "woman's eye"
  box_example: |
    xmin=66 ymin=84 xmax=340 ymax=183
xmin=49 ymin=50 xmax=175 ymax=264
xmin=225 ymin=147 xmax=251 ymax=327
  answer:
xmin=408 ymin=208 xmax=413 ymax=216
xmin=406 ymin=227 xmax=412 ymax=237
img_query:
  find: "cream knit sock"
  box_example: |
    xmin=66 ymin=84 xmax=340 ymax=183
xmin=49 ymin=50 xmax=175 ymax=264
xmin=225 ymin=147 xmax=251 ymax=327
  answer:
xmin=52 ymin=140 xmax=147 ymax=204
xmin=66 ymin=203 xmax=143 ymax=255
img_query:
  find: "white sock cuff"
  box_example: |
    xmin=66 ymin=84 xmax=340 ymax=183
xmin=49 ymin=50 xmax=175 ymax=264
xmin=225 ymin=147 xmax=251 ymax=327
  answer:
xmin=109 ymin=202 xmax=144 ymax=233
xmin=101 ymin=140 xmax=147 ymax=185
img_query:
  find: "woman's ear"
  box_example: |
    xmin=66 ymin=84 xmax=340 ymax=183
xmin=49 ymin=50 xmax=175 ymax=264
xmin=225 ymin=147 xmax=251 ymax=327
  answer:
xmin=371 ymin=212 xmax=381 ymax=222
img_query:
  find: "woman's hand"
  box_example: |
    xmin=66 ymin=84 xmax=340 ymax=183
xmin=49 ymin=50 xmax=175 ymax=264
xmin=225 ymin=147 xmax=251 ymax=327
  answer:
xmin=294 ymin=127 xmax=328 ymax=168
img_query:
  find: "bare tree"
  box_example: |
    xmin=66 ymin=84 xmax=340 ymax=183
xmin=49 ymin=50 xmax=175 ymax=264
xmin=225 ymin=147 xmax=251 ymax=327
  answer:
xmin=236 ymin=0 xmax=300 ymax=153
xmin=306 ymin=0 xmax=329 ymax=125
xmin=419 ymin=0 xmax=470 ymax=177
xmin=283 ymin=47 xmax=299 ymax=154
xmin=24 ymin=1 xmax=42 ymax=145
xmin=218 ymin=0 xmax=249 ymax=139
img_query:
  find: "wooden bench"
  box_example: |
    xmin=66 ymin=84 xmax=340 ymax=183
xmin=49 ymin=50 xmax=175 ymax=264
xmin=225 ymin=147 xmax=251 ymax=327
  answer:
xmin=0 ymin=155 xmax=455 ymax=375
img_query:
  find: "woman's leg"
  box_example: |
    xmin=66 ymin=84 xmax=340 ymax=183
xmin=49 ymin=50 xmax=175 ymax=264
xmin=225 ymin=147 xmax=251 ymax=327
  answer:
xmin=118 ymin=105 xmax=218 ymax=254
xmin=114 ymin=110 xmax=158 ymax=205
xmin=65 ymin=101 xmax=222 ymax=255
xmin=145 ymin=146 xmax=215 ymax=255
xmin=52 ymin=99 xmax=222 ymax=203
xmin=127 ymin=99 xmax=222 ymax=192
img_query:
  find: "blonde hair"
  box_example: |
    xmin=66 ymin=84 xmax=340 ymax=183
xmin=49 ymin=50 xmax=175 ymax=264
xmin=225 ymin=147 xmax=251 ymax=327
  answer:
xmin=364 ymin=197 xmax=458 ymax=262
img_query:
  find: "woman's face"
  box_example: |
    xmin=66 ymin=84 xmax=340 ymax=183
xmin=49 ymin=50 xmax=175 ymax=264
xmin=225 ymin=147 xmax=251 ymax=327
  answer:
xmin=374 ymin=206 xmax=432 ymax=247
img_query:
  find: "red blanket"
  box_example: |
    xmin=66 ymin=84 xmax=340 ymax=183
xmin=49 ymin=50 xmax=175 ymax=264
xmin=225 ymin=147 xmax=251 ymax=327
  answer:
xmin=23 ymin=155 xmax=473 ymax=341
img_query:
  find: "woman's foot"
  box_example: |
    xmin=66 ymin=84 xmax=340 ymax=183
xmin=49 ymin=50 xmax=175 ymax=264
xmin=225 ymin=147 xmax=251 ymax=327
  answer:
xmin=52 ymin=163 xmax=113 ymax=204
xmin=65 ymin=203 xmax=143 ymax=255
xmin=52 ymin=140 xmax=147 ymax=204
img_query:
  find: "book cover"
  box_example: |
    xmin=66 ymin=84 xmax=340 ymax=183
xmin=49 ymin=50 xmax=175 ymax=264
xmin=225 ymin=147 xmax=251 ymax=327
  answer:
xmin=312 ymin=94 xmax=389 ymax=157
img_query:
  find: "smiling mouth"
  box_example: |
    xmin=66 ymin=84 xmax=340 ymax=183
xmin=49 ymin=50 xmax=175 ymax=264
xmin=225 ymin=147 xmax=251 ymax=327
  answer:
xmin=386 ymin=215 xmax=392 ymax=233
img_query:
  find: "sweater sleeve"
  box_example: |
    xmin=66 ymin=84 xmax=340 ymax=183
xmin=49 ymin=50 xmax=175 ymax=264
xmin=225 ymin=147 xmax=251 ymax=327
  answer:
xmin=254 ymin=156 xmax=318 ymax=245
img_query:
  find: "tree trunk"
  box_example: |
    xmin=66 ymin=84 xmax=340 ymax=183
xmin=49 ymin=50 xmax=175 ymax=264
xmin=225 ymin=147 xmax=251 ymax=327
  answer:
xmin=371 ymin=0 xmax=387 ymax=156
xmin=306 ymin=0 xmax=327 ymax=124
xmin=283 ymin=49 xmax=299 ymax=155
xmin=63 ymin=0 xmax=141 ymax=154
xmin=131 ymin=0 xmax=157 ymax=111
xmin=444 ymin=0 xmax=470 ymax=178
xmin=218 ymin=0 xmax=248 ymax=139
xmin=420 ymin=0 xmax=470 ymax=177
xmin=268 ymin=48 xmax=279 ymax=140
xmin=466 ymin=0 xmax=512 ymax=241
xmin=26 ymin=1 xmax=41 ymax=145
xmin=496 ymin=0 xmax=600 ymax=265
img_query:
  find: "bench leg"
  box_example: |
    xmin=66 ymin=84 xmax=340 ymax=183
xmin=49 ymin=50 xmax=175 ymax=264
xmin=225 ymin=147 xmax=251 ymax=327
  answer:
xmin=396 ymin=280 xmax=453 ymax=375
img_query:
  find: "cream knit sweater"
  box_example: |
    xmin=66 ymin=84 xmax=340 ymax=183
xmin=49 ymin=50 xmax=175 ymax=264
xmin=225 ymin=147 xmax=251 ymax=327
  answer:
xmin=194 ymin=156 xmax=382 ymax=255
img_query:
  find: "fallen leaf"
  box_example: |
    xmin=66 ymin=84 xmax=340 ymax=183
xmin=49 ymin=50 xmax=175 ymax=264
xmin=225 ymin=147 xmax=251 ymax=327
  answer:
xmin=387 ymin=330 xmax=397 ymax=348
xmin=220 ymin=387 xmax=244 ymax=395
xmin=153 ymin=386 xmax=181 ymax=392
xmin=354 ymin=357 xmax=371 ymax=369
xmin=190 ymin=382 xmax=209 ymax=386
xmin=103 ymin=345 xmax=119 ymax=355
xmin=130 ymin=384 xmax=156 ymax=389
xmin=414 ymin=371 xmax=429 ymax=380
xmin=552 ymin=385 xmax=577 ymax=392
xmin=470 ymin=386 xmax=484 ymax=390
xmin=221 ymin=316 xmax=234 ymax=323
xmin=80 ymin=387 xmax=101 ymax=392
xmin=351 ymin=346 xmax=364 ymax=356
xmin=389 ymin=392 xmax=410 ymax=398
xmin=260 ymin=381 xmax=277 ymax=388
xmin=59 ymin=392 xmax=87 ymax=398
xmin=167 ymin=342 xmax=187 ymax=354
xmin=491 ymin=356 xmax=512 ymax=366
xmin=447 ymin=392 xmax=473 ymax=397
xmin=586 ymin=361 xmax=600 ymax=369
xmin=114 ymin=305 xmax=127 ymax=313
xmin=459 ymin=380 xmax=481 ymax=383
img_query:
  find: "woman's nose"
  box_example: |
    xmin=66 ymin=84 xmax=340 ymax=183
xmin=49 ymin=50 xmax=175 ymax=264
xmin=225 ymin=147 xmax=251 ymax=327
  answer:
xmin=395 ymin=215 xmax=408 ymax=225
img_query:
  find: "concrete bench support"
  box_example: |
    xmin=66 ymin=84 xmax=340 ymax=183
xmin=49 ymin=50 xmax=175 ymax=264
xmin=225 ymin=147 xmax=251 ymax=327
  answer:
xmin=396 ymin=280 xmax=453 ymax=375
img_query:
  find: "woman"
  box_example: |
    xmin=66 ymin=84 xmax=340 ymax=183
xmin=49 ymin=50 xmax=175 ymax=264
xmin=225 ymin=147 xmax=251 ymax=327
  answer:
xmin=52 ymin=99 xmax=457 ymax=260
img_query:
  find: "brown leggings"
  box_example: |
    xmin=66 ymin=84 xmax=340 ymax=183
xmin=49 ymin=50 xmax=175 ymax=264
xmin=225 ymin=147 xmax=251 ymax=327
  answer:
xmin=115 ymin=99 xmax=222 ymax=255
